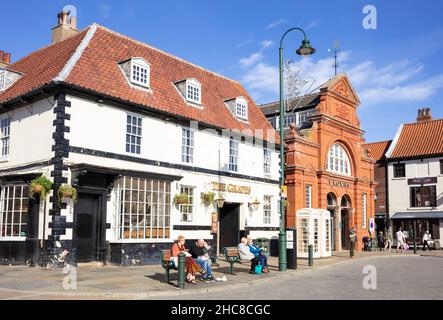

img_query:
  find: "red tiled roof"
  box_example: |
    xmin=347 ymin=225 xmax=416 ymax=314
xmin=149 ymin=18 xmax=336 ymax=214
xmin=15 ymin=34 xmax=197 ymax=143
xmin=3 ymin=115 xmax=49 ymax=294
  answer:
xmin=0 ymin=29 xmax=89 ymax=102
xmin=0 ymin=25 xmax=278 ymax=143
xmin=389 ymin=119 xmax=443 ymax=159
xmin=363 ymin=140 xmax=392 ymax=162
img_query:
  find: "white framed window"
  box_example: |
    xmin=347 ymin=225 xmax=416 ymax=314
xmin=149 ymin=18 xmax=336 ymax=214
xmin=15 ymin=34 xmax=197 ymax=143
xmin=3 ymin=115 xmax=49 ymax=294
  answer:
xmin=305 ymin=185 xmax=312 ymax=208
xmin=297 ymin=110 xmax=313 ymax=125
xmin=314 ymin=218 xmax=319 ymax=253
xmin=181 ymin=128 xmax=194 ymax=163
xmin=362 ymin=193 xmax=367 ymax=229
xmin=185 ymin=79 xmax=201 ymax=104
xmin=235 ymin=98 xmax=248 ymax=120
xmin=179 ymin=186 xmax=194 ymax=222
xmin=263 ymin=195 xmax=272 ymax=224
xmin=115 ymin=176 xmax=171 ymax=240
xmin=327 ymin=144 xmax=351 ymax=176
xmin=126 ymin=114 xmax=142 ymax=155
xmin=0 ymin=72 xmax=5 ymax=91
xmin=130 ymin=59 xmax=150 ymax=88
xmin=1 ymin=117 xmax=11 ymax=159
xmin=298 ymin=218 xmax=309 ymax=253
xmin=229 ymin=137 xmax=239 ymax=172
xmin=283 ymin=114 xmax=296 ymax=128
xmin=0 ymin=185 xmax=29 ymax=239
xmin=264 ymin=148 xmax=272 ymax=175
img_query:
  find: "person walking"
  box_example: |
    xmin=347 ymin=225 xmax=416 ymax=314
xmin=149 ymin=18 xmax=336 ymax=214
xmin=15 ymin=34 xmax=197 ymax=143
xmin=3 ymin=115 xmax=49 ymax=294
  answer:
xmin=422 ymin=230 xmax=433 ymax=251
xmin=349 ymin=228 xmax=356 ymax=259
xmin=384 ymin=229 xmax=393 ymax=252
xmin=377 ymin=231 xmax=385 ymax=251
xmin=396 ymin=228 xmax=406 ymax=253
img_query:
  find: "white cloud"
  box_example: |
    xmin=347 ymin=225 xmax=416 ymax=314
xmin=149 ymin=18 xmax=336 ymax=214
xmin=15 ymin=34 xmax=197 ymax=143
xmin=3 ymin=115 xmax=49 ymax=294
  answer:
xmin=305 ymin=19 xmax=319 ymax=30
xmin=266 ymin=19 xmax=288 ymax=30
xmin=238 ymin=40 xmax=274 ymax=68
xmin=241 ymin=62 xmax=279 ymax=93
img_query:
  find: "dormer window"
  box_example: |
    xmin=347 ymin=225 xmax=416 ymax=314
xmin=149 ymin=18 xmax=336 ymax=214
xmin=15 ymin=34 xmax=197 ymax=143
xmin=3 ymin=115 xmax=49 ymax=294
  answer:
xmin=119 ymin=57 xmax=150 ymax=90
xmin=225 ymin=97 xmax=248 ymax=121
xmin=186 ymin=79 xmax=201 ymax=104
xmin=0 ymin=69 xmax=23 ymax=93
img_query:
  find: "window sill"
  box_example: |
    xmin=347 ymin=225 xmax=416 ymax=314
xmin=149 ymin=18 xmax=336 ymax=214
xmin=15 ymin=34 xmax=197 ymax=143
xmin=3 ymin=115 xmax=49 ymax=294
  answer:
xmin=0 ymin=237 xmax=26 ymax=242
xmin=109 ymin=239 xmax=174 ymax=244
xmin=392 ymin=177 xmax=406 ymax=180
xmin=0 ymin=157 xmax=9 ymax=163
xmin=407 ymin=207 xmax=437 ymax=211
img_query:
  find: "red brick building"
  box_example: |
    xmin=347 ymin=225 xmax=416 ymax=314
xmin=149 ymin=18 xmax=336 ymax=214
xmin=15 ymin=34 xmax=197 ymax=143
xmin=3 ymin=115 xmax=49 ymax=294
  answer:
xmin=261 ymin=74 xmax=376 ymax=252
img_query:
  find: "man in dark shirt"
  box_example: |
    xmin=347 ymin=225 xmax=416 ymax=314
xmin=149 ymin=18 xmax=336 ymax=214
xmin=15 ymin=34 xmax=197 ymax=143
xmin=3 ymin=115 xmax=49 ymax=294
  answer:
xmin=189 ymin=239 xmax=214 ymax=281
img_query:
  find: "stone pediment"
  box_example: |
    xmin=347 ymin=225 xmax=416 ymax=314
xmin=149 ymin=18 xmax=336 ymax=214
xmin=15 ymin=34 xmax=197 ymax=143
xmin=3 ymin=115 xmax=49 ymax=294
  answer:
xmin=320 ymin=74 xmax=360 ymax=105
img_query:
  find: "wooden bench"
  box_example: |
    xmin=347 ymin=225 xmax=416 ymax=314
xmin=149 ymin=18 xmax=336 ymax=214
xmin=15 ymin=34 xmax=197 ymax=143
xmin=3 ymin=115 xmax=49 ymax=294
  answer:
xmin=224 ymin=247 xmax=250 ymax=275
xmin=160 ymin=249 xmax=177 ymax=283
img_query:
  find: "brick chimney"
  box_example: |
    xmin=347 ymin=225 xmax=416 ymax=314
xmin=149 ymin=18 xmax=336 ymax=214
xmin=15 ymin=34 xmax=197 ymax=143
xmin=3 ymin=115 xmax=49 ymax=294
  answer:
xmin=0 ymin=50 xmax=11 ymax=68
xmin=51 ymin=9 xmax=79 ymax=44
xmin=417 ymin=108 xmax=433 ymax=123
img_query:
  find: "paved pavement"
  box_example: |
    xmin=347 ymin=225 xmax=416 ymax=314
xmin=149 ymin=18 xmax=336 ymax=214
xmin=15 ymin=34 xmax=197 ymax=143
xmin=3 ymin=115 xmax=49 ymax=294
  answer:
xmin=169 ymin=254 xmax=443 ymax=300
xmin=0 ymin=250 xmax=441 ymax=300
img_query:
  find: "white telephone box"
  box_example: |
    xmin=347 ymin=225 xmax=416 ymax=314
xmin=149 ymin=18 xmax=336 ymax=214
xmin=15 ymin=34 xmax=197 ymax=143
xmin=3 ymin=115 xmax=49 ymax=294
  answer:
xmin=296 ymin=208 xmax=331 ymax=258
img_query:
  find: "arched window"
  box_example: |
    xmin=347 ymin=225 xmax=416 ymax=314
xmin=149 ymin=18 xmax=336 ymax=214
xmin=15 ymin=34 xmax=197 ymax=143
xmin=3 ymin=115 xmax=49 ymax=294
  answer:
xmin=327 ymin=144 xmax=351 ymax=176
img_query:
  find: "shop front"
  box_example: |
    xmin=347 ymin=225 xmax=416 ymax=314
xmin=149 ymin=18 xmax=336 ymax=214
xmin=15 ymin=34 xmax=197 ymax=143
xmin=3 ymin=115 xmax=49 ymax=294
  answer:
xmin=390 ymin=212 xmax=443 ymax=246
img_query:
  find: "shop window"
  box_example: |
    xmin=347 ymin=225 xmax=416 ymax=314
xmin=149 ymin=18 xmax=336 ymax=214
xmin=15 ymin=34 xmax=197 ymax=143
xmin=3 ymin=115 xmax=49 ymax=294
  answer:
xmin=393 ymin=163 xmax=405 ymax=178
xmin=410 ymin=186 xmax=437 ymax=208
xmin=179 ymin=186 xmax=194 ymax=222
xmin=263 ymin=195 xmax=272 ymax=224
xmin=115 ymin=177 xmax=171 ymax=240
xmin=0 ymin=185 xmax=29 ymax=239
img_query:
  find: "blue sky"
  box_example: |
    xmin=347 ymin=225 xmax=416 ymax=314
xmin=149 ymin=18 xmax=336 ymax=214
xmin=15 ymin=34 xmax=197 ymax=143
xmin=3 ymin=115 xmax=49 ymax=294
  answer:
xmin=1 ymin=0 xmax=442 ymax=142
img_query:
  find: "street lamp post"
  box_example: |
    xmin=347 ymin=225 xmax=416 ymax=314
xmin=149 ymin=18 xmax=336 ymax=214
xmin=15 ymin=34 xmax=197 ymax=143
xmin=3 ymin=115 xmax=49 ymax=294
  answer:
xmin=278 ymin=28 xmax=315 ymax=272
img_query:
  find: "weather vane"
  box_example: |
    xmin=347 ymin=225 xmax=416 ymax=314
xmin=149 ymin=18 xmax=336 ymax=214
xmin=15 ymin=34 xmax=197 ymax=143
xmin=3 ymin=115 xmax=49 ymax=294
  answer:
xmin=328 ymin=41 xmax=342 ymax=76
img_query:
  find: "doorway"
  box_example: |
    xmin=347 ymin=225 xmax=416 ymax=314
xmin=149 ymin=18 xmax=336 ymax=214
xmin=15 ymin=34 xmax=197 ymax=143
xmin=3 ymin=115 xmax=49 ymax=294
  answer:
xmin=73 ymin=193 xmax=103 ymax=262
xmin=340 ymin=195 xmax=352 ymax=250
xmin=219 ymin=203 xmax=240 ymax=249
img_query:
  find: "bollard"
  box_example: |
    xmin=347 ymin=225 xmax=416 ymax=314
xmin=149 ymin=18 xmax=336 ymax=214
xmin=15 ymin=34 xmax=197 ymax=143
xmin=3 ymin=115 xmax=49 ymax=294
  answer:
xmin=308 ymin=244 xmax=313 ymax=267
xmin=177 ymin=252 xmax=186 ymax=289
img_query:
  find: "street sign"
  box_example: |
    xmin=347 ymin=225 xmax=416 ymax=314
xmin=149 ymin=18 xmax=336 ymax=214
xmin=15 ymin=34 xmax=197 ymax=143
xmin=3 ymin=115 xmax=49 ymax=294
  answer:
xmin=369 ymin=218 xmax=375 ymax=233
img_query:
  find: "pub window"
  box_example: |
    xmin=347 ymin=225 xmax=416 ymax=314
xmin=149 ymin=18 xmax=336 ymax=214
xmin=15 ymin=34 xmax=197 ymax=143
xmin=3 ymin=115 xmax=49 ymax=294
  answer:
xmin=410 ymin=186 xmax=437 ymax=208
xmin=263 ymin=148 xmax=272 ymax=175
xmin=440 ymin=159 xmax=443 ymax=175
xmin=116 ymin=177 xmax=171 ymax=240
xmin=263 ymin=195 xmax=272 ymax=224
xmin=393 ymin=163 xmax=405 ymax=178
xmin=305 ymin=185 xmax=312 ymax=208
xmin=181 ymin=128 xmax=194 ymax=163
xmin=229 ymin=137 xmax=239 ymax=172
xmin=0 ymin=185 xmax=29 ymax=239
xmin=126 ymin=114 xmax=142 ymax=155
xmin=179 ymin=186 xmax=194 ymax=222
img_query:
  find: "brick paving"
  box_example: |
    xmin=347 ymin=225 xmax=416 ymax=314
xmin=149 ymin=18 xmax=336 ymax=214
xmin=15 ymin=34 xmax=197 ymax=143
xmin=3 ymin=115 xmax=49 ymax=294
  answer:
xmin=0 ymin=250 xmax=425 ymax=300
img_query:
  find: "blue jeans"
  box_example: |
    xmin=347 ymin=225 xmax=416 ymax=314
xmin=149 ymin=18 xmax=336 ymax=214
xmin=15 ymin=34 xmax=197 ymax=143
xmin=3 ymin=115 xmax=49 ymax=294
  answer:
xmin=256 ymin=254 xmax=267 ymax=269
xmin=194 ymin=258 xmax=213 ymax=277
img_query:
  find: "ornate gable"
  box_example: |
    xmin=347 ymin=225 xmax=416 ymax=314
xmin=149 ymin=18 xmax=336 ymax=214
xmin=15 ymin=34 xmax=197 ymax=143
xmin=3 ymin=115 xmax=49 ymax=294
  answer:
xmin=320 ymin=74 xmax=360 ymax=105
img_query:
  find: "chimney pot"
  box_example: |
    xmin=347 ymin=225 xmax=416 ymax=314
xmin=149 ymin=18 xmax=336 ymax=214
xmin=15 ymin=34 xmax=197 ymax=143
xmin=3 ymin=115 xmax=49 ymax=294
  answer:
xmin=417 ymin=108 xmax=433 ymax=123
xmin=0 ymin=50 xmax=11 ymax=68
xmin=52 ymin=9 xmax=79 ymax=44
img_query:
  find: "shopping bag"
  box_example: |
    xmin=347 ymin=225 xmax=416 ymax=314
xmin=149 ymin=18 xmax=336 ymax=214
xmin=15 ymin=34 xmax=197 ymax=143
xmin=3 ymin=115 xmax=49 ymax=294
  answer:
xmin=254 ymin=264 xmax=263 ymax=274
xmin=403 ymin=242 xmax=409 ymax=250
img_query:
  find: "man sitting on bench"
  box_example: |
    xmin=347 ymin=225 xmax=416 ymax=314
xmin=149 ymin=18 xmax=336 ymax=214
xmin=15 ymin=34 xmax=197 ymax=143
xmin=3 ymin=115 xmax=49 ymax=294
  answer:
xmin=189 ymin=239 xmax=215 ymax=282
xmin=237 ymin=237 xmax=259 ymax=274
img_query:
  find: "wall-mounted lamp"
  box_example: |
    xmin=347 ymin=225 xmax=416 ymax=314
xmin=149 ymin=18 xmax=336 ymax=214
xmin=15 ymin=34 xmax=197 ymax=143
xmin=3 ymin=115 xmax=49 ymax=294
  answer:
xmin=248 ymin=198 xmax=260 ymax=211
xmin=216 ymin=196 xmax=225 ymax=208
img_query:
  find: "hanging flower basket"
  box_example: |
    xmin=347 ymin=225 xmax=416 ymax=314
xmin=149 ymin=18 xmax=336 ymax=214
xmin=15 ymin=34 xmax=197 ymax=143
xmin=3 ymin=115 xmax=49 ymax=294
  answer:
xmin=29 ymin=176 xmax=53 ymax=200
xmin=200 ymin=192 xmax=215 ymax=206
xmin=173 ymin=193 xmax=189 ymax=205
xmin=57 ymin=185 xmax=78 ymax=204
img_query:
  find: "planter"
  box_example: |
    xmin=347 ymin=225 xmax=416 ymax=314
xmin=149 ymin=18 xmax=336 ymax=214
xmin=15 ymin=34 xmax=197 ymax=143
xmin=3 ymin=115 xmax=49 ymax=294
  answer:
xmin=173 ymin=194 xmax=189 ymax=205
xmin=29 ymin=176 xmax=53 ymax=200
xmin=201 ymin=192 xmax=215 ymax=206
xmin=57 ymin=185 xmax=78 ymax=204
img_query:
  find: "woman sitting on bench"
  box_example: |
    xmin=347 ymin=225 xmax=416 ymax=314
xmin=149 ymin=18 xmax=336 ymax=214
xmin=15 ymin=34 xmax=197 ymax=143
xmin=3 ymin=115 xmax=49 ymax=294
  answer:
xmin=237 ymin=237 xmax=259 ymax=274
xmin=247 ymin=238 xmax=269 ymax=273
xmin=171 ymin=235 xmax=204 ymax=284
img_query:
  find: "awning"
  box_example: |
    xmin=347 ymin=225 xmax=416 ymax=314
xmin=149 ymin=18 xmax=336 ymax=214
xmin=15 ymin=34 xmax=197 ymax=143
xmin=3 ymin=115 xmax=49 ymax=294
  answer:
xmin=390 ymin=211 xmax=443 ymax=220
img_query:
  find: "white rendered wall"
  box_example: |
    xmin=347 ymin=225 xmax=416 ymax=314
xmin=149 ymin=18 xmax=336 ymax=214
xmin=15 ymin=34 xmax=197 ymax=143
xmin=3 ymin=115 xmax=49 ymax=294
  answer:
xmin=388 ymin=157 xmax=443 ymax=214
xmin=0 ymin=98 xmax=54 ymax=168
